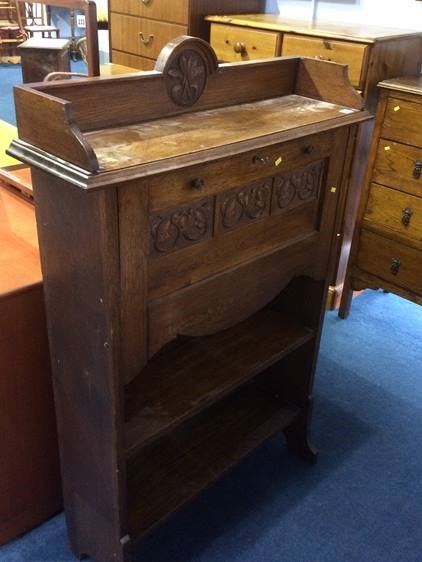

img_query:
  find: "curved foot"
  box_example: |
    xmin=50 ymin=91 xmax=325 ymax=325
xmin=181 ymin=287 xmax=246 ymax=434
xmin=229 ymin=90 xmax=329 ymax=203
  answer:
xmin=284 ymin=430 xmax=318 ymax=464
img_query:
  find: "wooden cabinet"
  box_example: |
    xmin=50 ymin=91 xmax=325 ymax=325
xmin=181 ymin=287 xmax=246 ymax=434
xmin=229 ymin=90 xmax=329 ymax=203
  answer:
xmin=10 ymin=37 xmax=369 ymax=562
xmin=206 ymin=14 xmax=422 ymax=307
xmin=341 ymin=76 xmax=422 ymax=314
xmin=108 ymin=0 xmax=266 ymax=70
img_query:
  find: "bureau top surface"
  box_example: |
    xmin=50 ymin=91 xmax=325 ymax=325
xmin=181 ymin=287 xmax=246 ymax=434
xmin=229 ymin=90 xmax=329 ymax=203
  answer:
xmin=205 ymin=14 xmax=422 ymax=42
xmin=379 ymin=75 xmax=422 ymax=96
xmin=86 ymin=95 xmax=358 ymax=172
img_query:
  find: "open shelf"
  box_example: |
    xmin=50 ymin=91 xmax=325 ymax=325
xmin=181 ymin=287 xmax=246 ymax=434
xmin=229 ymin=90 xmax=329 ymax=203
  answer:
xmin=125 ymin=306 xmax=314 ymax=456
xmin=127 ymin=377 xmax=300 ymax=539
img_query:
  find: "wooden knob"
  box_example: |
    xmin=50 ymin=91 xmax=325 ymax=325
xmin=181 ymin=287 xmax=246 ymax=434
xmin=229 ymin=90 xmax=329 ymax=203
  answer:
xmin=233 ymin=41 xmax=246 ymax=55
xmin=190 ymin=177 xmax=205 ymax=190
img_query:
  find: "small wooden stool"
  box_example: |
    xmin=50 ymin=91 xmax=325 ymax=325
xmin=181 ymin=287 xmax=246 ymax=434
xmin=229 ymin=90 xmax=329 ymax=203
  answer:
xmin=18 ymin=37 xmax=70 ymax=82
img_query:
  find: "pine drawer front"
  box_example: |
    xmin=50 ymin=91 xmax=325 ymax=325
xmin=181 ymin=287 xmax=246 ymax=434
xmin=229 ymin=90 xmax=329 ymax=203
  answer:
xmin=110 ymin=13 xmax=187 ymax=59
xmin=210 ymin=23 xmax=281 ymax=62
xmin=111 ymin=49 xmax=156 ymax=71
xmin=109 ymin=0 xmax=188 ymax=24
xmin=148 ymin=131 xmax=336 ymax=213
xmin=281 ymin=34 xmax=368 ymax=90
xmin=363 ymin=183 xmax=422 ymax=246
xmin=382 ymin=97 xmax=422 ymax=148
xmin=357 ymin=229 xmax=422 ymax=293
xmin=373 ymin=139 xmax=422 ymax=198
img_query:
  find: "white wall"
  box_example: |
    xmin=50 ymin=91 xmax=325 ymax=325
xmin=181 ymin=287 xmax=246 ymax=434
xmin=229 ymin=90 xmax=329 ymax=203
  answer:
xmin=266 ymin=0 xmax=422 ymax=29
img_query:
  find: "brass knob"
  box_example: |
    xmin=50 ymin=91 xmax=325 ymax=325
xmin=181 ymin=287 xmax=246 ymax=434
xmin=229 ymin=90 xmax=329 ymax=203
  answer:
xmin=233 ymin=41 xmax=246 ymax=55
xmin=413 ymin=160 xmax=422 ymax=179
xmin=141 ymin=0 xmax=151 ymax=4
xmin=390 ymin=258 xmax=401 ymax=276
xmin=139 ymin=32 xmax=154 ymax=45
xmin=401 ymin=207 xmax=413 ymax=227
xmin=190 ymin=177 xmax=204 ymax=190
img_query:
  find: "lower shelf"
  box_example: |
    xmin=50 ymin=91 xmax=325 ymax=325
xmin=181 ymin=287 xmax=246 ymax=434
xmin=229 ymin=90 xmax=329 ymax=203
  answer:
xmin=127 ymin=378 xmax=300 ymax=539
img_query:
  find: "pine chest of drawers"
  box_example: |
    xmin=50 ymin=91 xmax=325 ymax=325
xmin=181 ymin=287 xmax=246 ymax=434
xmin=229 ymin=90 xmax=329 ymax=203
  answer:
xmin=341 ymin=76 xmax=422 ymax=315
xmin=9 ymin=38 xmax=369 ymax=562
xmin=206 ymin=14 xmax=422 ymax=308
xmin=108 ymin=0 xmax=266 ymax=70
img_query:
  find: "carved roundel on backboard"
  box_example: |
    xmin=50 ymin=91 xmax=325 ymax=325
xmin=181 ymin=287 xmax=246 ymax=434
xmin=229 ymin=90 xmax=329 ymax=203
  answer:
xmin=155 ymin=36 xmax=219 ymax=107
xmin=167 ymin=49 xmax=207 ymax=106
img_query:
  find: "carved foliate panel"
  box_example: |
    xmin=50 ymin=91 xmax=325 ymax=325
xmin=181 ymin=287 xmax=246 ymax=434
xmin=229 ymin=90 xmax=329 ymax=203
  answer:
xmin=150 ymin=199 xmax=214 ymax=256
xmin=215 ymin=180 xmax=272 ymax=233
xmin=272 ymin=160 xmax=325 ymax=215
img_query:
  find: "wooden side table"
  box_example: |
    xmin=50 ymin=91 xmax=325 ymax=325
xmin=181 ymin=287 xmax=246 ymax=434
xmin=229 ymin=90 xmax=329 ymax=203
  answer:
xmin=18 ymin=37 xmax=70 ymax=82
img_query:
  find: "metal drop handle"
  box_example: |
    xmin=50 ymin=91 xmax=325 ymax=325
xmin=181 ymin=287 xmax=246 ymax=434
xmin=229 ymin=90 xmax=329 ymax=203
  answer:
xmin=401 ymin=207 xmax=412 ymax=227
xmin=413 ymin=160 xmax=422 ymax=179
xmin=390 ymin=258 xmax=401 ymax=276
xmin=139 ymin=32 xmax=154 ymax=45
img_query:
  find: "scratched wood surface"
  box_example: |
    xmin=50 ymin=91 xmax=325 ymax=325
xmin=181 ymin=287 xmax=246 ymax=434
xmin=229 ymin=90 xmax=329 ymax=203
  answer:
xmin=86 ymin=95 xmax=357 ymax=171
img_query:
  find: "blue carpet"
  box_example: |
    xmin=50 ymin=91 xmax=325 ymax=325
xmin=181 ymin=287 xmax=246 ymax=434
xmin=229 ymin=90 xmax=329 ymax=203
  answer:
xmin=0 ymin=289 xmax=421 ymax=561
xmin=0 ymin=63 xmax=21 ymax=125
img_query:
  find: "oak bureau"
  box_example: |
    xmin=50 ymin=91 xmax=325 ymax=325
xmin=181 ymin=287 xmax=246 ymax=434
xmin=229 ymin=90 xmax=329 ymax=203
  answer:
xmin=206 ymin=14 xmax=422 ymax=307
xmin=9 ymin=37 xmax=370 ymax=561
xmin=340 ymin=76 xmax=422 ymax=316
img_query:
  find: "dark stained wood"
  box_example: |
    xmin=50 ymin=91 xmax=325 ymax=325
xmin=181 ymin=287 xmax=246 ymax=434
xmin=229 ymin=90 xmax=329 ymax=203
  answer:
xmin=206 ymin=14 xmax=422 ymax=309
xmin=340 ymin=78 xmax=422 ymax=317
xmin=13 ymin=86 xmax=98 ymax=171
xmin=147 ymin=235 xmax=318 ymax=356
xmin=85 ymin=95 xmax=358 ymax=173
xmin=118 ymin=181 xmax=149 ymax=384
xmin=148 ymin=199 xmax=318 ymax=300
xmin=10 ymin=38 xmax=368 ymax=562
xmin=148 ymin=130 xmax=336 ymax=213
xmin=125 ymin=306 xmax=313 ymax=454
xmin=31 ymin=168 xmax=128 ymax=561
xmin=127 ymin=378 xmax=300 ymax=538
xmin=19 ymin=38 xmax=70 ymax=83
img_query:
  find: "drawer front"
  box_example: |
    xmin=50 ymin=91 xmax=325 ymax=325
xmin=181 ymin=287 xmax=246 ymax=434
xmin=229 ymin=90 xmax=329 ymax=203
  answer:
xmin=210 ymin=23 xmax=281 ymax=62
xmin=357 ymin=229 xmax=422 ymax=294
xmin=373 ymin=139 xmax=422 ymax=198
xmin=364 ymin=183 xmax=422 ymax=246
xmin=111 ymin=49 xmax=156 ymax=71
xmin=110 ymin=13 xmax=187 ymax=59
xmin=149 ymin=130 xmax=336 ymax=213
xmin=281 ymin=34 xmax=368 ymax=90
xmin=381 ymin=97 xmax=422 ymax=148
xmin=109 ymin=0 xmax=188 ymax=24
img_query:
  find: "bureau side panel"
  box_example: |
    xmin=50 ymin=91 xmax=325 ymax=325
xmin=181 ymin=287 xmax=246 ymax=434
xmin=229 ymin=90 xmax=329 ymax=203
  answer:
xmin=31 ymin=169 xmax=128 ymax=562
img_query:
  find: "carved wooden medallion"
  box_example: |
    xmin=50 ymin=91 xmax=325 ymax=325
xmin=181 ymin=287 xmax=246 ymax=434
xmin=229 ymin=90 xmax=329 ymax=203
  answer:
xmin=155 ymin=36 xmax=218 ymax=107
xmin=216 ymin=181 xmax=272 ymax=232
xmin=273 ymin=160 xmax=325 ymax=213
xmin=150 ymin=199 xmax=214 ymax=255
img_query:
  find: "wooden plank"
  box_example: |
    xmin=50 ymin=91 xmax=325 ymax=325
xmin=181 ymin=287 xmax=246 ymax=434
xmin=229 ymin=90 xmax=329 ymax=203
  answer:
xmin=148 ymin=234 xmax=319 ymax=355
xmin=125 ymin=307 xmax=313 ymax=454
xmin=127 ymin=379 xmax=300 ymax=538
xmin=31 ymin=168 xmax=128 ymax=561
xmin=149 ymin=199 xmax=318 ymax=300
xmin=85 ymin=95 xmax=359 ymax=172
